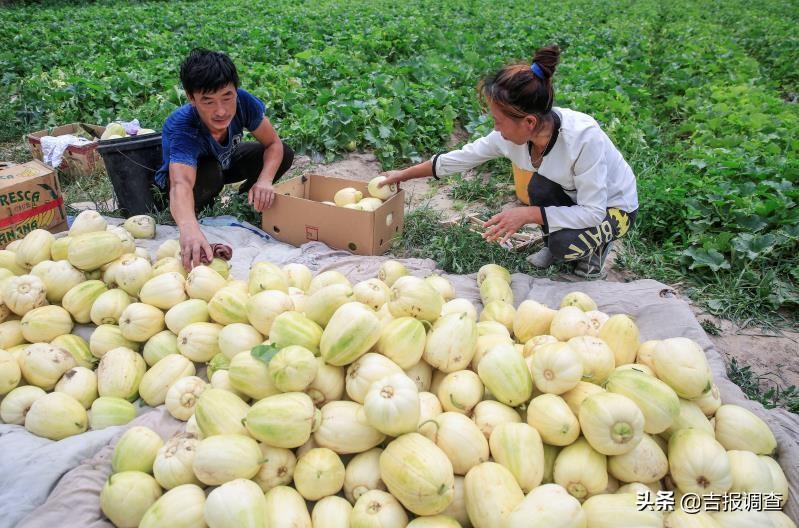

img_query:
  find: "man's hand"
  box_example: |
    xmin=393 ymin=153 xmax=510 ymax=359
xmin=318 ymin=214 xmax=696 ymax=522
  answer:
xmin=483 ymin=207 xmax=540 ymax=244
xmin=248 ymin=179 xmax=276 ymax=212
xmin=180 ymin=225 xmax=213 ymax=270
xmin=378 ymin=170 xmax=406 ymax=188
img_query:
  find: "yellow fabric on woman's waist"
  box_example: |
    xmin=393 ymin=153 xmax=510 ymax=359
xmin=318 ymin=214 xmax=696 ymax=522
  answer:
xmin=512 ymin=162 xmax=533 ymax=205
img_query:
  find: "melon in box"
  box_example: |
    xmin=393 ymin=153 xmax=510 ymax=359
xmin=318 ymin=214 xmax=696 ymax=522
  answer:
xmin=261 ymin=174 xmax=404 ymax=256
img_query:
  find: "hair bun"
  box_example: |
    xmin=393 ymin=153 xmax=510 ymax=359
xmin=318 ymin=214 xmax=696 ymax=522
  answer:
xmin=532 ymin=45 xmax=561 ymax=79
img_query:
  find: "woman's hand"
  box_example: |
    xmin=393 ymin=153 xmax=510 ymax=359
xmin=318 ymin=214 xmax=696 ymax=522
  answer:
xmin=483 ymin=207 xmax=542 ymax=244
xmin=378 ymin=170 xmax=406 ymax=187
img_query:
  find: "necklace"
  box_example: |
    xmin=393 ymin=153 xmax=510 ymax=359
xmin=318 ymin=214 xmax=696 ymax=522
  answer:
xmin=528 ymin=115 xmax=558 ymax=167
xmin=531 ymin=145 xmax=547 ymax=167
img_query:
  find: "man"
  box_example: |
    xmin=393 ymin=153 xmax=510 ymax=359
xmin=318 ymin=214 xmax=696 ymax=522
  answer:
xmin=155 ymin=48 xmax=294 ymax=270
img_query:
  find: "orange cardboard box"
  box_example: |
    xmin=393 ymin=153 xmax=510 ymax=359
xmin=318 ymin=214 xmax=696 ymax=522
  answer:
xmin=26 ymin=123 xmax=105 ymax=177
xmin=0 ymin=160 xmax=67 ymax=248
xmin=261 ymin=174 xmax=405 ymax=256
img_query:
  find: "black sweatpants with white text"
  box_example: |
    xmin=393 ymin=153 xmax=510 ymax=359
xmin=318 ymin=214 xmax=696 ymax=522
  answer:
xmin=527 ymin=172 xmax=637 ymax=262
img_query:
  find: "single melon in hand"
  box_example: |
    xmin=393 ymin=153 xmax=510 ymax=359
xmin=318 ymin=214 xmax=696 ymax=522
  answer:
xmin=368 ymin=176 xmax=397 ymax=200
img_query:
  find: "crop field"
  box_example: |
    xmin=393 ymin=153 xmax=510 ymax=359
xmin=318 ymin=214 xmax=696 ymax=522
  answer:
xmin=1 ymin=0 xmax=797 ymax=333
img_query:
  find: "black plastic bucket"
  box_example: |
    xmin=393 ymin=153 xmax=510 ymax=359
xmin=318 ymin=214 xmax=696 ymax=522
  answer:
xmin=97 ymin=133 xmax=166 ymax=217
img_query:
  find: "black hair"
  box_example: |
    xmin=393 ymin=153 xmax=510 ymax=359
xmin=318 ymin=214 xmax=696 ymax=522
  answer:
xmin=478 ymin=45 xmax=561 ymax=121
xmin=179 ymin=48 xmax=240 ymax=96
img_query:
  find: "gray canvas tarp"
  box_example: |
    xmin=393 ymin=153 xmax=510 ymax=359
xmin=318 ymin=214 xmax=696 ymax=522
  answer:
xmin=1 ymin=217 xmax=796 ymax=527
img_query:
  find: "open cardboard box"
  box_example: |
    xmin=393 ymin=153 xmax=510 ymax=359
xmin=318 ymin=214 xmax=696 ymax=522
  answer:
xmin=261 ymin=174 xmax=405 ymax=256
xmin=26 ymin=122 xmax=106 ymax=177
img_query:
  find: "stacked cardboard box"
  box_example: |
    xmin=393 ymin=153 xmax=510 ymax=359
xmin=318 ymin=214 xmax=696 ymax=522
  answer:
xmin=0 ymin=160 xmax=67 ymax=248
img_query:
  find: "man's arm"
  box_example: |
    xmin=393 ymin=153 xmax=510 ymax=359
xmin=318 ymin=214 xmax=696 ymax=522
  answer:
xmin=170 ymin=162 xmax=212 ymax=269
xmin=247 ymin=117 xmax=284 ymax=211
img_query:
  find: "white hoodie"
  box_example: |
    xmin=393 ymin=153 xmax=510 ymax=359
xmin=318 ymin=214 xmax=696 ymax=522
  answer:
xmin=432 ymin=107 xmax=638 ymax=231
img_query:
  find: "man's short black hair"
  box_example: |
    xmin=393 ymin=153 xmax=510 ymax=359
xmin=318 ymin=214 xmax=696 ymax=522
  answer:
xmin=180 ymin=48 xmax=240 ymax=96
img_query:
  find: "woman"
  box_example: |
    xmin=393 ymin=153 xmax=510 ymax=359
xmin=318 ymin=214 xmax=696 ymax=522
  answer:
xmin=380 ymin=46 xmax=638 ymax=278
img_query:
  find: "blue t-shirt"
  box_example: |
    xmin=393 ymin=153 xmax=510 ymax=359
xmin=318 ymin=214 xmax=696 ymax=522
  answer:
xmin=154 ymin=88 xmax=266 ymax=187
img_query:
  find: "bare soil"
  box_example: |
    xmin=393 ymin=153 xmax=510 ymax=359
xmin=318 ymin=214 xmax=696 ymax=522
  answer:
xmin=692 ymin=310 xmax=799 ymax=389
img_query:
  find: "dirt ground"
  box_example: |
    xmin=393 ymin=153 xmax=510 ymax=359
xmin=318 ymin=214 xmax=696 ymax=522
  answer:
xmin=692 ymin=311 xmax=799 ymax=389
xmin=299 ymin=151 xmax=799 ymax=389
xmin=2 ymin=142 xmax=797 ymax=390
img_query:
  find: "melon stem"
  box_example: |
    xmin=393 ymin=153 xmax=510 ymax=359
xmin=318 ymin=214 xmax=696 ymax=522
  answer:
xmin=611 ymin=422 xmax=633 ymax=443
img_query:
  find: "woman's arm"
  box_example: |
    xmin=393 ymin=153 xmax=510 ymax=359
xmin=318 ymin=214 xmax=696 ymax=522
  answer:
xmin=484 ymin=133 xmax=609 ymax=244
xmin=483 ymin=206 xmax=544 ymax=245
xmin=380 ymin=160 xmax=433 ymax=186
xmin=380 ymin=131 xmax=506 ymax=187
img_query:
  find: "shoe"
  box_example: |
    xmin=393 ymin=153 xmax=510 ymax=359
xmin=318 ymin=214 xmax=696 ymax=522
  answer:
xmin=573 ymin=242 xmax=612 ymax=279
xmin=526 ymin=247 xmax=555 ymax=268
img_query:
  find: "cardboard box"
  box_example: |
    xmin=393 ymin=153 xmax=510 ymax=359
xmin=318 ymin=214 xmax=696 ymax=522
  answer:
xmin=261 ymin=174 xmax=405 ymax=256
xmin=26 ymin=123 xmax=105 ymax=178
xmin=0 ymin=160 xmax=67 ymax=248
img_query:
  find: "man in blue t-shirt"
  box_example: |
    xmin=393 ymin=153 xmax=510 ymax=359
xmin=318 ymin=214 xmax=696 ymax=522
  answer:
xmin=156 ymin=48 xmax=294 ymax=269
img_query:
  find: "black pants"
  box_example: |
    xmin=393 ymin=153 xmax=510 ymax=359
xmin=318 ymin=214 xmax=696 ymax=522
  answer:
xmin=190 ymin=142 xmax=294 ymax=212
xmin=528 ymin=172 xmax=637 ymax=262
